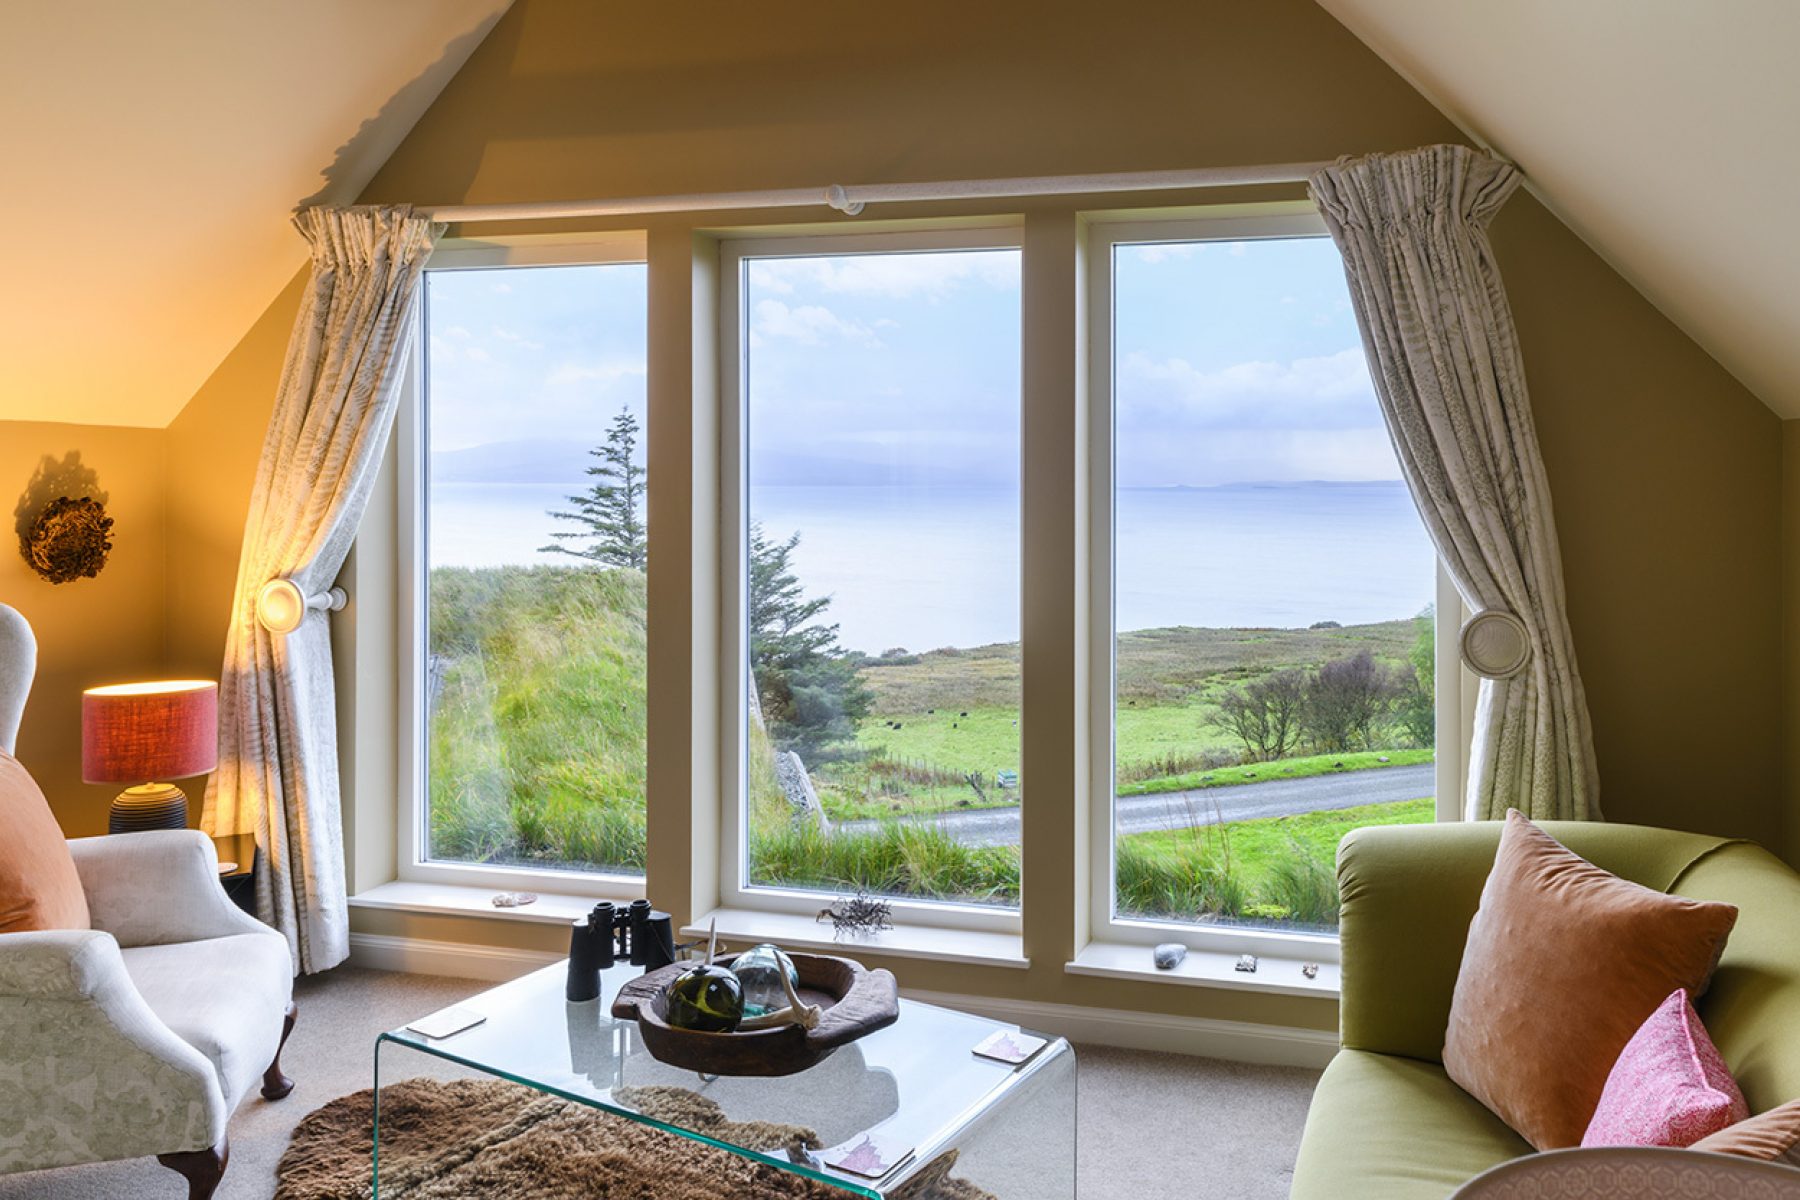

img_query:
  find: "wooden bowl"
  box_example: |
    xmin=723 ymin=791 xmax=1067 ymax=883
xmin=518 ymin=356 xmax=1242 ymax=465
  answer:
xmin=612 ymin=952 xmax=899 ymax=1077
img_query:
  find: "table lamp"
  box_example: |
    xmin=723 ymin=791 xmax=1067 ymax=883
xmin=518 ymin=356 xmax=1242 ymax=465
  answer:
xmin=81 ymin=680 xmax=219 ymax=833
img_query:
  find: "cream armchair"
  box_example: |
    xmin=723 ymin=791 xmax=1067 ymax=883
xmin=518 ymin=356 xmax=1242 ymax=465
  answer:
xmin=0 ymin=602 xmax=295 ymax=1199
xmin=0 ymin=833 xmax=296 ymax=1199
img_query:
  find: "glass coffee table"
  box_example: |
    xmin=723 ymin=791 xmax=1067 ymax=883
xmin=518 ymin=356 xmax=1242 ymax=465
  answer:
xmin=375 ymin=962 xmax=1076 ymax=1198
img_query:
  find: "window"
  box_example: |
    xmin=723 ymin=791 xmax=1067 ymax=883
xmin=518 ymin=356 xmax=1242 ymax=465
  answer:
xmin=369 ymin=211 xmax=1464 ymax=972
xmin=722 ymin=232 xmax=1024 ymax=921
xmin=1089 ymin=215 xmax=1453 ymax=948
xmin=410 ymin=246 xmax=649 ymax=883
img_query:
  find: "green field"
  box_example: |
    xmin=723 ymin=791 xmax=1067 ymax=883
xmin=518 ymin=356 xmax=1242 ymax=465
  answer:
xmin=822 ymin=617 xmax=1427 ymax=820
xmin=426 ymin=565 xmax=1433 ymax=930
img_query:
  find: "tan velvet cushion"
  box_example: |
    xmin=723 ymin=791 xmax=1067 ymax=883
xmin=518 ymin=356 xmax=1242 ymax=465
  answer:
xmin=1443 ymin=810 xmax=1738 ymax=1151
xmin=1692 ymin=1100 xmax=1800 ymax=1165
xmin=0 ymin=751 xmax=89 ymax=932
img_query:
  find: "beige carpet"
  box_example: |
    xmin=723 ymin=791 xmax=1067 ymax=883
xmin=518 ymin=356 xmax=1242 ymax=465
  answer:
xmin=0 ymin=967 xmax=1320 ymax=1199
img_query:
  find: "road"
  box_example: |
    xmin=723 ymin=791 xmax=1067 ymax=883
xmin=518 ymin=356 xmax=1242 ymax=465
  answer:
xmin=834 ymin=762 xmax=1435 ymax=848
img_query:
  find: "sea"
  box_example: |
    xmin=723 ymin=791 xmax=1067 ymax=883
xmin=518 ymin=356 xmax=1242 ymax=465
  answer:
xmin=429 ymin=480 xmax=1438 ymax=654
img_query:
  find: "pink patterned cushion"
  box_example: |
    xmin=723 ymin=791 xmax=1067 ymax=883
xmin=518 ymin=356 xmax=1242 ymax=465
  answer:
xmin=1581 ymin=988 xmax=1748 ymax=1148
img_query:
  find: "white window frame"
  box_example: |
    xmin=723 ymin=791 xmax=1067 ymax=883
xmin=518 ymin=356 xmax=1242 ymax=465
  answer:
xmin=1083 ymin=210 xmax=1472 ymax=959
xmin=717 ymin=225 xmax=1025 ymax=935
xmin=396 ymin=231 xmax=654 ymax=896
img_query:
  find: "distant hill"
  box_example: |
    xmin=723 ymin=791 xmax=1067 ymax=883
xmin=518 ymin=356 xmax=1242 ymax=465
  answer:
xmin=431 ymin=438 xmax=596 ymax=485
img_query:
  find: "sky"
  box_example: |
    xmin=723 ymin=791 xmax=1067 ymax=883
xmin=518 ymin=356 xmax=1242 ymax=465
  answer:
xmin=423 ymin=235 xmax=1401 ymax=491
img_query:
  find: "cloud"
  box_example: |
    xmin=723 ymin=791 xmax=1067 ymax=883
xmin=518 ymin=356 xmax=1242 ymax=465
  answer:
xmin=1118 ymin=347 xmax=1376 ymax=430
xmin=748 ymin=250 xmax=1018 ymax=300
xmin=490 ymin=326 xmax=544 ymax=351
xmin=1130 ymin=243 xmax=1204 ymax=264
xmin=547 ymin=358 xmax=648 ymax=387
xmin=750 ymin=299 xmax=882 ymax=347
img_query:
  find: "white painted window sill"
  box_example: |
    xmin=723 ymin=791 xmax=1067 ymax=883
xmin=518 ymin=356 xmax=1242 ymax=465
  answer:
xmin=686 ymin=907 xmax=1030 ymax=970
xmin=1067 ymin=940 xmax=1340 ymax=999
xmin=350 ymin=880 xmax=599 ymax=926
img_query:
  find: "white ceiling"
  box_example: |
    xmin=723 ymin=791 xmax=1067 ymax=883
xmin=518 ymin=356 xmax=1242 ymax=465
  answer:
xmin=0 ymin=0 xmax=511 ymax=428
xmin=1316 ymin=0 xmax=1800 ymax=417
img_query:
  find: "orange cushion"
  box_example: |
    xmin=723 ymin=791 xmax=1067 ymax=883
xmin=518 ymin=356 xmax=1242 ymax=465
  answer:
xmin=1692 ymin=1100 xmax=1800 ymax=1165
xmin=0 ymin=751 xmax=89 ymax=932
xmin=1443 ymin=810 xmax=1738 ymax=1151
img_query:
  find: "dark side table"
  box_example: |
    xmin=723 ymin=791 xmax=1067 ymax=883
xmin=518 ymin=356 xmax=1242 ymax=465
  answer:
xmin=211 ymin=832 xmax=257 ymax=914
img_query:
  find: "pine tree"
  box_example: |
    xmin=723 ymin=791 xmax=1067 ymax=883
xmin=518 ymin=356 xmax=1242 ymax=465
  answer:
xmin=542 ymin=408 xmax=646 ymax=569
xmin=748 ymin=523 xmax=871 ymax=758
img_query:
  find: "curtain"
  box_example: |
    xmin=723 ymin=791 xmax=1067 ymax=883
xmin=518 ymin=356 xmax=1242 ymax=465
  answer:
xmin=1308 ymin=145 xmax=1600 ymax=822
xmin=203 ymin=205 xmax=439 ymax=972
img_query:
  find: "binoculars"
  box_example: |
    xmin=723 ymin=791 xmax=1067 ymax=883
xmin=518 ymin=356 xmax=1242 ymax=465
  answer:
xmin=566 ymin=899 xmax=677 ymax=1002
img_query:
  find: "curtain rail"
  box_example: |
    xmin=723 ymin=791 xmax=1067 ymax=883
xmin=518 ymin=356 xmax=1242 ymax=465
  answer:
xmin=422 ymin=162 xmax=1330 ymax=224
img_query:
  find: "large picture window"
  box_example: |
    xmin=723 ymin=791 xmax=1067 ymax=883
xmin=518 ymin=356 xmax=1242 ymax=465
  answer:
xmin=418 ymin=255 xmax=649 ymax=879
xmin=1091 ymin=217 xmax=1447 ymax=944
xmin=725 ymin=234 xmax=1023 ymax=916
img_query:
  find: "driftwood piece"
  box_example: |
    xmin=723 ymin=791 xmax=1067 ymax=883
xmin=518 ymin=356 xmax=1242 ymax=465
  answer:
xmin=613 ymin=952 xmax=899 ymax=1077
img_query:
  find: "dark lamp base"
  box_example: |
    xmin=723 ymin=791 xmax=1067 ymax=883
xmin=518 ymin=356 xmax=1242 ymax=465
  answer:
xmin=109 ymin=783 xmax=189 ymax=834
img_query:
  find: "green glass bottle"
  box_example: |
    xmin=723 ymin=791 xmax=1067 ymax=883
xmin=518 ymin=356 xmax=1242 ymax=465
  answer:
xmin=665 ymin=965 xmax=744 ymax=1032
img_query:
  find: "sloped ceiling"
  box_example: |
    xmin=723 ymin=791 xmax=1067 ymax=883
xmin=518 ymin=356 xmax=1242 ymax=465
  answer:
xmin=0 ymin=0 xmax=511 ymax=428
xmin=1316 ymin=0 xmax=1800 ymax=417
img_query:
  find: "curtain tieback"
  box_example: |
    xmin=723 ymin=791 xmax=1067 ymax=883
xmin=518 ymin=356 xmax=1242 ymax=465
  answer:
xmin=255 ymin=579 xmax=348 ymax=635
xmin=1459 ymin=609 xmax=1532 ymax=679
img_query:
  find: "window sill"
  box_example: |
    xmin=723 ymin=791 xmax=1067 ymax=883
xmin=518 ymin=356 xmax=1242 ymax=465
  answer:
xmin=350 ymin=880 xmax=599 ymax=926
xmin=1067 ymin=939 xmax=1340 ymax=999
xmin=686 ymin=907 xmax=1030 ymax=970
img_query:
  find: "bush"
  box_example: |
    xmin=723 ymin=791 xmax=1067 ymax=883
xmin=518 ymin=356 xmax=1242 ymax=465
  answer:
xmin=1300 ymin=650 xmax=1400 ymax=753
xmin=1211 ymin=668 xmax=1307 ymax=761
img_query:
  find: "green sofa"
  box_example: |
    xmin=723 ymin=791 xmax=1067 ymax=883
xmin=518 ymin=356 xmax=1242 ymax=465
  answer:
xmin=1290 ymin=820 xmax=1800 ymax=1198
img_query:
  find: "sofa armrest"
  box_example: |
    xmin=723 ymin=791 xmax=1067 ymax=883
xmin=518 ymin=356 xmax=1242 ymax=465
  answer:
xmin=68 ymin=830 xmax=273 ymax=948
xmin=0 ymin=929 xmax=226 ymax=1171
xmin=1336 ymin=822 xmax=1505 ymax=1061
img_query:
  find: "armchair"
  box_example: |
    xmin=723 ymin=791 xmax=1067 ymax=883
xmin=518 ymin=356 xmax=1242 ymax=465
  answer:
xmin=0 ymin=602 xmax=295 ymax=1199
xmin=0 ymin=831 xmax=296 ymax=1198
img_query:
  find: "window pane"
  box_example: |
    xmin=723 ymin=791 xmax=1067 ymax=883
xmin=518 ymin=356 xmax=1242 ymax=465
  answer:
xmin=424 ymin=263 xmax=648 ymax=876
xmin=1111 ymin=237 xmax=1436 ymax=933
xmin=742 ymin=248 xmax=1022 ymax=909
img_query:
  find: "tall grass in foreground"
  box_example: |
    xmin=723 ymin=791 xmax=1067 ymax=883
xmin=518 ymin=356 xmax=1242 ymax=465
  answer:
xmin=750 ymin=822 xmax=1021 ymax=907
xmin=428 ymin=565 xmax=648 ymax=873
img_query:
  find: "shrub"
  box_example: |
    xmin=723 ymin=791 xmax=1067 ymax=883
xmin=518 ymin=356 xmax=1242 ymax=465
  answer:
xmin=1211 ymin=668 xmax=1307 ymax=761
xmin=1301 ymin=650 xmax=1400 ymax=753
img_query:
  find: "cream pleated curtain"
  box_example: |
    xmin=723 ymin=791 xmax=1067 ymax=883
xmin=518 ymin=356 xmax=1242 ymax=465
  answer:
xmin=1309 ymin=145 xmax=1600 ymax=822
xmin=204 ymin=205 xmax=439 ymax=973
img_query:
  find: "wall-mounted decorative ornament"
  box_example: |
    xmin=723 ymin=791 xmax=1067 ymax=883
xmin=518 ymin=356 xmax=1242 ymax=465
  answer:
xmin=22 ymin=495 xmax=113 ymax=584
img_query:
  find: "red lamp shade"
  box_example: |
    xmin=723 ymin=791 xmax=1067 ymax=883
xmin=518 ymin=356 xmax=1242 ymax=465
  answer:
xmin=81 ymin=680 xmax=219 ymax=784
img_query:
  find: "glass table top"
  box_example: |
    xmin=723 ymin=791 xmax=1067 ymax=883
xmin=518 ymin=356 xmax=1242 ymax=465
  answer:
xmin=378 ymin=962 xmax=1075 ymax=1198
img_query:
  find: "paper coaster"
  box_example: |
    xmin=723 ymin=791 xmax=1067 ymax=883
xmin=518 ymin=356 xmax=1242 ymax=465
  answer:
xmin=822 ymin=1132 xmax=913 ymax=1180
xmin=216 ymin=861 xmax=237 ymax=875
xmin=972 ymin=1029 xmax=1048 ymax=1065
xmin=406 ymin=1006 xmax=487 ymax=1040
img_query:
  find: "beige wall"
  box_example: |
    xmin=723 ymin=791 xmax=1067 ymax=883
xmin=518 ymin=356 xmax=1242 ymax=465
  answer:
xmin=140 ymin=0 xmax=1789 ymax=1028
xmin=0 ymin=421 xmax=170 ymax=835
xmin=164 ymin=270 xmax=306 ymax=683
xmin=1784 ymin=423 xmax=1800 ymax=869
xmin=1491 ymin=198 xmax=1785 ymax=851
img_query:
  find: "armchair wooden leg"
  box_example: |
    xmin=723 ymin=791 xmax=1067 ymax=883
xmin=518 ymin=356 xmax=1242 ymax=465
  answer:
xmin=157 ymin=1138 xmax=228 ymax=1200
xmin=261 ymin=1001 xmax=297 ymax=1101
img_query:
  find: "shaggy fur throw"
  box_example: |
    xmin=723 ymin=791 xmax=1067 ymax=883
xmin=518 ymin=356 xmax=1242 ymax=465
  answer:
xmin=275 ymin=1077 xmax=996 ymax=1199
